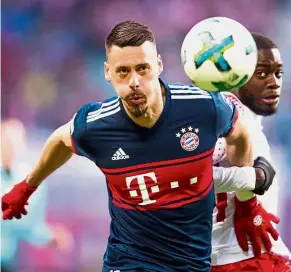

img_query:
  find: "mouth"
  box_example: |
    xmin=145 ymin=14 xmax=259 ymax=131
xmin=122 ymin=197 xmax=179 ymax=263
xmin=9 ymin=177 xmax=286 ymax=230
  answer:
xmin=262 ymin=94 xmax=280 ymax=105
xmin=127 ymin=94 xmax=146 ymax=105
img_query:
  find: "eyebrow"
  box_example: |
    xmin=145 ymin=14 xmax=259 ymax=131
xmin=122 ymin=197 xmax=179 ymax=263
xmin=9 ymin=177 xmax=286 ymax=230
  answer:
xmin=256 ymin=63 xmax=283 ymax=68
xmin=136 ymin=63 xmax=150 ymax=67
xmin=115 ymin=66 xmax=130 ymax=71
xmin=115 ymin=63 xmax=150 ymax=71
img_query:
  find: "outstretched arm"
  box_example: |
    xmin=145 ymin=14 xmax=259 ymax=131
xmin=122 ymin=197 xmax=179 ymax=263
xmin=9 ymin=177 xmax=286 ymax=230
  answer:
xmin=2 ymin=102 xmax=99 ymax=220
xmin=26 ymin=121 xmax=73 ymax=188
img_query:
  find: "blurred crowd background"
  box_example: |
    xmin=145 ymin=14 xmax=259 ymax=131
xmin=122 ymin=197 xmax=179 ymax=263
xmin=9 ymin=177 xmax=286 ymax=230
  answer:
xmin=1 ymin=0 xmax=291 ymax=271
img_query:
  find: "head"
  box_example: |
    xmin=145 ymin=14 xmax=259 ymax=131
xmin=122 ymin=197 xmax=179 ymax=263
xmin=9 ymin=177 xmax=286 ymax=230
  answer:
xmin=237 ymin=33 xmax=283 ymax=116
xmin=104 ymin=20 xmax=163 ymax=118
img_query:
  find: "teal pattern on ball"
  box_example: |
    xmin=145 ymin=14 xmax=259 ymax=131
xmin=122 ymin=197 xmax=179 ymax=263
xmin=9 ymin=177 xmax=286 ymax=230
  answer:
xmin=194 ymin=32 xmax=234 ymax=72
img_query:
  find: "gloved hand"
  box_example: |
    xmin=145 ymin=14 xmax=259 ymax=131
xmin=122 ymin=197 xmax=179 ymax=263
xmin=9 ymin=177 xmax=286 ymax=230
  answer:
xmin=234 ymin=196 xmax=280 ymax=257
xmin=2 ymin=180 xmax=37 ymax=220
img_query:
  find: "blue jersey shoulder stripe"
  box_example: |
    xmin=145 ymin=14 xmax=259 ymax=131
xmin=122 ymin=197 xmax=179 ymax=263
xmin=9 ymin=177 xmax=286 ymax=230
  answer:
xmin=168 ymin=83 xmax=210 ymax=97
xmin=171 ymin=94 xmax=212 ymax=100
xmin=86 ymin=96 xmax=120 ymax=123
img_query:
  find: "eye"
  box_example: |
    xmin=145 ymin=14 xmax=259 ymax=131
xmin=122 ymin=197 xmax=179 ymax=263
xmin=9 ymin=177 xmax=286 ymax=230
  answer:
xmin=255 ymin=71 xmax=267 ymax=79
xmin=276 ymin=71 xmax=283 ymax=78
xmin=119 ymin=68 xmax=129 ymax=75
xmin=137 ymin=65 xmax=149 ymax=73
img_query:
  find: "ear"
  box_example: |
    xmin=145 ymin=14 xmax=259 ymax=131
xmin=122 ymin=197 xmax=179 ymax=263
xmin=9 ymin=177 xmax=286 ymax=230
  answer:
xmin=157 ymin=54 xmax=163 ymax=75
xmin=104 ymin=62 xmax=111 ymax=82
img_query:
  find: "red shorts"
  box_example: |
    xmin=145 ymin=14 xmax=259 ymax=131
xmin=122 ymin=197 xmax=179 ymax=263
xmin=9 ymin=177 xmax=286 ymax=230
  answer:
xmin=210 ymin=252 xmax=291 ymax=272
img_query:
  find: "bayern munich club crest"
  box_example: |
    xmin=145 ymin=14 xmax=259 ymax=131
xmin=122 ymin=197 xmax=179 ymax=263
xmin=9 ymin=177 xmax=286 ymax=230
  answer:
xmin=176 ymin=126 xmax=200 ymax=151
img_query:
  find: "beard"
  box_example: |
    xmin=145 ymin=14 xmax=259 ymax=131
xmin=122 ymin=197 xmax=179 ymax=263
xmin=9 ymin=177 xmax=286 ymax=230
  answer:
xmin=239 ymin=91 xmax=278 ymax=117
xmin=124 ymin=91 xmax=148 ymax=118
xmin=128 ymin=104 xmax=148 ymax=118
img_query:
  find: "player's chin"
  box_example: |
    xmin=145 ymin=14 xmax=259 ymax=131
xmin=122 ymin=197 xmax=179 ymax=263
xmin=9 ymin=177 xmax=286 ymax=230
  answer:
xmin=258 ymin=103 xmax=278 ymax=116
xmin=129 ymin=105 xmax=148 ymax=118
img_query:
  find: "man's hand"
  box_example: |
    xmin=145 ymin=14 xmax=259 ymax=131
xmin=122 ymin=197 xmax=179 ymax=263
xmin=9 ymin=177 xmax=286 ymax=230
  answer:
xmin=2 ymin=180 xmax=37 ymax=220
xmin=234 ymin=196 xmax=280 ymax=257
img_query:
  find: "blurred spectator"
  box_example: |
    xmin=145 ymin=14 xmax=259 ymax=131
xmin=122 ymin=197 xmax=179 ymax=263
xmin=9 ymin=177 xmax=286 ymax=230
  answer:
xmin=1 ymin=118 xmax=74 ymax=272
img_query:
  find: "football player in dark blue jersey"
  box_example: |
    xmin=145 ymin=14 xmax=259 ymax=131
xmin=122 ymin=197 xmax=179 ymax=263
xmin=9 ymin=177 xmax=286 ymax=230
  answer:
xmin=2 ymin=20 xmax=254 ymax=272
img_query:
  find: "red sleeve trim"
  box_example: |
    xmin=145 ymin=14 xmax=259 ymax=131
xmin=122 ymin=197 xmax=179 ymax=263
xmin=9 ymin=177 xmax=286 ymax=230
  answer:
xmin=70 ymin=136 xmax=77 ymax=154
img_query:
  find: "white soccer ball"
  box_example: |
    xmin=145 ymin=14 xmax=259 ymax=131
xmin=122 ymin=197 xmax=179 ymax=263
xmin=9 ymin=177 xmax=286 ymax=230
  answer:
xmin=181 ymin=17 xmax=258 ymax=92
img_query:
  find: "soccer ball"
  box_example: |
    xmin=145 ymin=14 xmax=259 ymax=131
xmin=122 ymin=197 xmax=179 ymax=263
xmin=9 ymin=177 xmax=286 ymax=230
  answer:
xmin=181 ymin=17 xmax=258 ymax=92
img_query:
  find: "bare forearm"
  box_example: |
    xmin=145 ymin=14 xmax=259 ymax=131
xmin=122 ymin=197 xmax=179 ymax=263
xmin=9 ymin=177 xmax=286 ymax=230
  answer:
xmin=225 ymin=119 xmax=254 ymax=200
xmin=26 ymin=125 xmax=73 ymax=187
xmin=228 ymin=140 xmax=254 ymax=200
xmin=226 ymin=138 xmax=253 ymax=167
xmin=227 ymin=140 xmax=254 ymax=200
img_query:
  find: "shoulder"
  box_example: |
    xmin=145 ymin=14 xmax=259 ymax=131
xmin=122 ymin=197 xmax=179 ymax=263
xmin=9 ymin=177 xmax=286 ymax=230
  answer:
xmin=165 ymin=82 xmax=222 ymax=128
xmin=70 ymin=96 xmax=121 ymax=158
xmin=167 ymin=82 xmax=232 ymax=105
xmin=167 ymin=82 xmax=212 ymax=99
xmin=166 ymin=82 xmax=238 ymax=116
xmin=220 ymin=92 xmax=245 ymax=114
xmin=74 ymin=96 xmax=120 ymax=125
xmin=86 ymin=96 xmax=120 ymax=123
xmin=70 ymin=96 xmax=120 ymax=139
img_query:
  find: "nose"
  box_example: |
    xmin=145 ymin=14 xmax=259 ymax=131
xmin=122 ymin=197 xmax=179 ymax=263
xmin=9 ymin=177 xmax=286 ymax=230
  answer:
xmin=129 ymin=72 xmax=140 ymax=90
xmin=266 ymin=74 xmax=281 ymax=90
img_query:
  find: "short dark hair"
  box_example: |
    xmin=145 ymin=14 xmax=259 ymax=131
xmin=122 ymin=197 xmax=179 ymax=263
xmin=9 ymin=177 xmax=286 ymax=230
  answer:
xmin=251 ymin=32 xmax=278 ymax=50
xmin=105 ymin=20 xmax=155 ymax=54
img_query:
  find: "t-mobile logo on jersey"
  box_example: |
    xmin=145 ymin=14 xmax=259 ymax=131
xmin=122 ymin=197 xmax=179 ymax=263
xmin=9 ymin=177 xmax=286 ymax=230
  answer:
xmin=125 ymin=172 xmax=160 ymax=206
xmin=125 ymin=172 xmax=198 ymax=206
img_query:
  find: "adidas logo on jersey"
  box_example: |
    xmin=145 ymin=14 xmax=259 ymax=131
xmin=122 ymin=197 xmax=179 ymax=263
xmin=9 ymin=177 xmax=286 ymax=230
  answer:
xmin=112 ymin=148 xmax=130 ymax=160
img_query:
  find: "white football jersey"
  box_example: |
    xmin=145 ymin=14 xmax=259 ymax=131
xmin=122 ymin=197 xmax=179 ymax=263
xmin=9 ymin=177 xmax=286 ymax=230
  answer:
xmin=211 ymin=92 xmax=291 ymax=265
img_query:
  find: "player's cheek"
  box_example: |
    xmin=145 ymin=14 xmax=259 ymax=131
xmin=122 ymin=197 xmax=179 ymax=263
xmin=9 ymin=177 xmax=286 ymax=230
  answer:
xmin=146 ymin=70 xmax=158 ymax=83
xmin=112 ymin=84 xmax=126 ymax=99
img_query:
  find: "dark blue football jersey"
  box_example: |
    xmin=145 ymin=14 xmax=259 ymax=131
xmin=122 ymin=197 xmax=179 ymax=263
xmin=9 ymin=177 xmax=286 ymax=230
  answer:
xmin=71 ymin=79 xmax=238 ymax=272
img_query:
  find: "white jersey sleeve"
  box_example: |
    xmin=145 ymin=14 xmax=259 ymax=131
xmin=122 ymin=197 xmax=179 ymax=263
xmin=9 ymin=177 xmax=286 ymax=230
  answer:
xmin=213 ymin=166 xmax=256 ymax=193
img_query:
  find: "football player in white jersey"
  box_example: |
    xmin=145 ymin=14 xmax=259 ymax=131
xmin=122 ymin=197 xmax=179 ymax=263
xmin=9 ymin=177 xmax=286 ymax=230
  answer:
xmin=211 ymin=33 xmax=291 ymax=272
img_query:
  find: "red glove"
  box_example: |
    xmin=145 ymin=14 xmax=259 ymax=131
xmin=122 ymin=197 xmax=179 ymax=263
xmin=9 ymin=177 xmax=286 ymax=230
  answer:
xmin=2 ymin=180 xmax=37 ymax=220
xmin=234 ymin=196 xmax=280 ymax=257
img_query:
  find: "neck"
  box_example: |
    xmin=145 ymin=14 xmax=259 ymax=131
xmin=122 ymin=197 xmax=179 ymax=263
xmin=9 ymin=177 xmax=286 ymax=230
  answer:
xmin=231 ymin=89 xmax=240 ymax=99
xmin=124 ymin=83 xmax=166 ymax=128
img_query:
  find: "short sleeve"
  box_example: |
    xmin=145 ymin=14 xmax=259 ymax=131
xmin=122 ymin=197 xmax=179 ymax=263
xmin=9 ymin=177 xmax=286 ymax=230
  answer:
xmin=70 ymin=102 xmax=101 ymax=158
xmin=211 ymin=92 xmax=238 ymax=138
xmin=212 ymin=138 xmax=227 ymax=165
